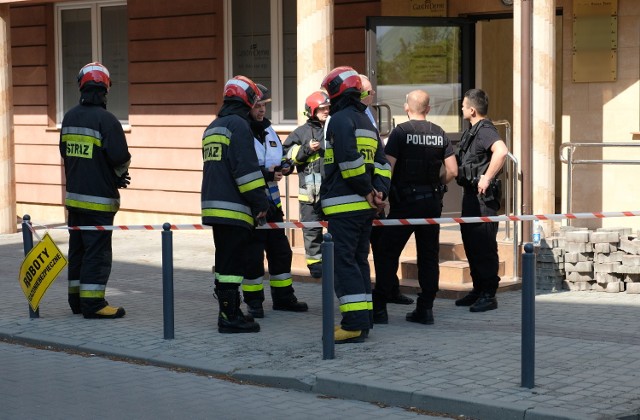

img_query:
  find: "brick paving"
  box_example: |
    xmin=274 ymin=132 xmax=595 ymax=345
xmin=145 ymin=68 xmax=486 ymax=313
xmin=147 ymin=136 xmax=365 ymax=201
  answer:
xmin=2 ymin=228 xmax=640 ymax=419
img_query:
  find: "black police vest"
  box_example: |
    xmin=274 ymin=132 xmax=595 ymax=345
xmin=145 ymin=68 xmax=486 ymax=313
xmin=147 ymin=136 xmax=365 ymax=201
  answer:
xmin=456 ymin=119 xmax=493 ymax=183
xmin=393 ymin=120 xmax=445 ymax=189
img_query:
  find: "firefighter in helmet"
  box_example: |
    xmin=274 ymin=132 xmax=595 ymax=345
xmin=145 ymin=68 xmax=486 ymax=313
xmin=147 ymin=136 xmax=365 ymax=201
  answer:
xmin=59 ymin=62 xmax=131 ymax=319
xmin=242 ymin=83 xmax=309 ymax=318
xmin=320 ymin=66 xmax=391 ymax=343
xmin=202 ymin=75 xmax=269 ymax=333
xmin=283 ymin=90 xmax=331 ymax=279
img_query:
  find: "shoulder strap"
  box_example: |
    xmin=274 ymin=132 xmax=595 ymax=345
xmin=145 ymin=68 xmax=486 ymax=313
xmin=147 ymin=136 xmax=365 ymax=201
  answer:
xmin=458 ymin=119 xmax=490 ymax=154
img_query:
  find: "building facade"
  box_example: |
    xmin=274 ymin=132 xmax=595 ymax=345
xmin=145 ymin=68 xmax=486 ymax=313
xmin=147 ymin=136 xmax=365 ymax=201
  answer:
xmin=1 ymin=0 xmax=638 ymax=233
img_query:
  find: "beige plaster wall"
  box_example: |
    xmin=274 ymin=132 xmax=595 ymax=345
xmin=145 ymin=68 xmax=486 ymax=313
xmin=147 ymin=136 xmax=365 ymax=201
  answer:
xmin=561 ymin=0 xmax=640 ymax=230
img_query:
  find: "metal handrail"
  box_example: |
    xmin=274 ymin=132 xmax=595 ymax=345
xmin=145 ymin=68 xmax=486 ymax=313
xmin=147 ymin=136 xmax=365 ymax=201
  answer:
xmin=493 ymin=120 xmax=520 ymax=281
xmin=559 ymin=142 xmax=640 ymax=217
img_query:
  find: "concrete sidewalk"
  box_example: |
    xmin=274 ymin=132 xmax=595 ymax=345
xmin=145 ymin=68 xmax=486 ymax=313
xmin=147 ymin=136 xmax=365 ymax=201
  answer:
xmin=2 ymin=227 xmax=640 ymax=420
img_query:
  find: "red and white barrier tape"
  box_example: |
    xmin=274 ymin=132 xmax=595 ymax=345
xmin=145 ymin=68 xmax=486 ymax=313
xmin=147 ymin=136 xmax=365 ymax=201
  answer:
xmin=44 ymin=210 xmax=640 ymax=231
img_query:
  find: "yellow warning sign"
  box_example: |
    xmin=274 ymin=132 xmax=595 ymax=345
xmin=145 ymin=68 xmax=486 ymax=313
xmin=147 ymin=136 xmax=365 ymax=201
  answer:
xmin=18 ymin=233 xmax=67 ymax=311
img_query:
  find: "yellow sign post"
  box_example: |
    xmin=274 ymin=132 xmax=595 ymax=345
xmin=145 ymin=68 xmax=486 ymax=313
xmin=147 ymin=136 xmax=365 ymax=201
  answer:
xmin=18 ymin=233 xmax=67 ymax=311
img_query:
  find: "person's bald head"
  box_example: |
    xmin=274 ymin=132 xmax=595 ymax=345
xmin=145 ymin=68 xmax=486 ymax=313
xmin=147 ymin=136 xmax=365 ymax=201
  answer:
xmin=404 ymin=90 xmax=431 ymax=118
xmin=359 ymin=74 xmax=375 ymax=106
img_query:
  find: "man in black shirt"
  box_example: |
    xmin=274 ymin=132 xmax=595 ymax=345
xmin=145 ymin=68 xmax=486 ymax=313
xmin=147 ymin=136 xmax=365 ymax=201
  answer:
xmin=372 ymin=90 xmax=458 ymax=325
xmin=454 ymin=88 xmax=508 ymax=312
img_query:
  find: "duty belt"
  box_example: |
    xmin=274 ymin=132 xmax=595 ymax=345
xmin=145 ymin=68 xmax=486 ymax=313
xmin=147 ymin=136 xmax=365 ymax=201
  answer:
xmin=399 ymin=184 xmax=436 ymax=202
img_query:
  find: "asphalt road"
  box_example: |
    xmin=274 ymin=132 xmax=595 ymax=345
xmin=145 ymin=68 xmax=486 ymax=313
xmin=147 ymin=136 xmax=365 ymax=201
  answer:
xmin=0 ymin=340 xmax=460 ymax=420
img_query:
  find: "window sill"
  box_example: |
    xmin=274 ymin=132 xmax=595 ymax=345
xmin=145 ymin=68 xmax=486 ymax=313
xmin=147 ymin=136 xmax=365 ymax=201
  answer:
xmin=47 ymin=123 xmax=132 ymax=133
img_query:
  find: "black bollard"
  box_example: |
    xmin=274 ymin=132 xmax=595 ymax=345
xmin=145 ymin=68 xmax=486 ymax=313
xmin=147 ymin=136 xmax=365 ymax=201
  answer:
xmin=521 ymin=242 xmax=536 ymax=388
xmin=21 ymin=215 xmax=39 ymax=319
xmin=321 ymin=232 xmax=335 ymax=360
xmin=161 ymin=223 xmax=175 ymax=339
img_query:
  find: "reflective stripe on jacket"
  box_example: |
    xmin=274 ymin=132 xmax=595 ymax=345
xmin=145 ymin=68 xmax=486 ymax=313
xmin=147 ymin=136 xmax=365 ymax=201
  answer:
xmin=59 ymin=103 xmax=130 ymax=216
xmin=321 ymin=103 xmax=390 ymax=217
xmin=283 ymin=119 xmax=325 ymax=204
xmin=201 ymin=114 xmax=269 ymax=229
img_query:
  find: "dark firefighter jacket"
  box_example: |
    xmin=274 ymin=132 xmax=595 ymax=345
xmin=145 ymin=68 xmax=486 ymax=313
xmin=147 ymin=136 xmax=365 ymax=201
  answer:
xmin=320 ymin=94 xmax=391 ymax=217
xmin=59 ymin=88 xmax=130 ymax=216
xmin=201 ymin=101 xmax=269 ymax=229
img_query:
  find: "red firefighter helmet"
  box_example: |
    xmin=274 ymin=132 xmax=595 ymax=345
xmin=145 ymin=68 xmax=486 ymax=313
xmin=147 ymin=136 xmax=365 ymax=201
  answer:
xmin=223 ymin=75 xmax=262 ymax=107
xmin=321 ymin=66 xmax=361 ymax=99
xmin=304 ymin=91 xmax=330 ymax=118
xmin=77 ymin=62 xmax=111 ymax=91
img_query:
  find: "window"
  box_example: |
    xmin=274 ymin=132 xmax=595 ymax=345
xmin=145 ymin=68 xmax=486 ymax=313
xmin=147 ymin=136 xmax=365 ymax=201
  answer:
xmin=56 ymin=1 xmax=128 ymax=123
xmin=227 ymin=0 xmax=297 ymax=125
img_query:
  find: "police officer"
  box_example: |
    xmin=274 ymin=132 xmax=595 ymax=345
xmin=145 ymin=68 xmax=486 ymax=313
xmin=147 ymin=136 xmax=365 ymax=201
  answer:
xmin=320 ymin=66 xmax=391 ymax=344
xmin=202 ymin=75 xmax=269 ymax=333
xmin=59 ymin=62 xmax=131 ymax=319
xmin=372 ymin=90 xmax=458 ymax=325
xmin=242 ymin=84 xmax=308 ymax=318
xmin=454 ymin=88 xmax=508 ymax=312
xmin=283 ymin=91 xmax=330 ymax=279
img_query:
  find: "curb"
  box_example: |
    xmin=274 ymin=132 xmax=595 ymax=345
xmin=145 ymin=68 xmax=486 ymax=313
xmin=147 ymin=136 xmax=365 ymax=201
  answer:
xmin=0 ymin=331 xmax=593 ymax=420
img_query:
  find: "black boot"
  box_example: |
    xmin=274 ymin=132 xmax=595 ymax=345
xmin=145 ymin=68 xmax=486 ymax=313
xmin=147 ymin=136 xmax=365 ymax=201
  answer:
xmin=455 ymin=290 xmax=481 ymax=307
xmin=272 ymin=286 xmax=308 ymax=312
xmin=308 ymin=262 xmax=322 ymax=279
xmin=215 ymin=287 xmax=260 ymax=333
xmin=372 ymin=290 xmax=388 ymax=324
xmin=243 ymin=290 xmax=265 ymax=319
xmin=469 ymin=292 xmax=498 ymax=312
xmin=68 ymin=293 xmax=81 ymax=315
xmin=387 ymin=289 xmax=414 ymax=305
xmin=406 ymin=293 xmax=434 ymax=325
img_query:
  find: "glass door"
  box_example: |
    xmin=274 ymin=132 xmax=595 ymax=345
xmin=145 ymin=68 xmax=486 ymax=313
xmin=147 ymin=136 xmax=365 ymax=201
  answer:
xmin=366 ymin=17 xmax=475 ymax=217
xmin=366 ymin=16 xmax=475 ymax=136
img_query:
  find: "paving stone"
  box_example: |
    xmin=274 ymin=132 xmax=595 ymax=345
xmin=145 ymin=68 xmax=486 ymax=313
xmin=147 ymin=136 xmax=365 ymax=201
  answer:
xmin=2 ymin=229 xmax=640 ymax=420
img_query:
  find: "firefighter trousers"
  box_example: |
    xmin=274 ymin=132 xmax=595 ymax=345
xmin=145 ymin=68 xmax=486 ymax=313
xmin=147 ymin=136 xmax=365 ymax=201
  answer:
xmin=328 ymin=213 xmax=375 ymax=331
xmin=300 ymin=201 xmax=323 ymax=267
xmin=243 ymin=207 xmax=294 ymax=303
xmin=212 ymin=224 xmax=252 ymax=289
xmin=67 ymin=211 xmax=115 ymax=313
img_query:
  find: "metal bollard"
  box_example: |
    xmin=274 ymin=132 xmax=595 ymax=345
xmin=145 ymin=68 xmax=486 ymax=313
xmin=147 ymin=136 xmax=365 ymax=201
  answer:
xmin=321 ymin=232 xmax=335 ymax=360
xmin=21 ymin=214 xmax=39 ymax=319
xmin=161 ymin=223 xmax=175 ymax=339
xmin=521 ymin=242 xmax=536 ymax=388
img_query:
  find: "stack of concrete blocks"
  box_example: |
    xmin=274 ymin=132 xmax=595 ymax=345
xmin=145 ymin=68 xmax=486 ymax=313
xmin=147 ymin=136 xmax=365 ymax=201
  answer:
xmin=616 ymin=230 xmax=640 ymax=293
xmin=591 ymin=228 xmax=630 ymax=292
xmin=548 ymin=226 xmax=640 ymax=293
xmin=535 ymin=233 xmax=565 ymax=292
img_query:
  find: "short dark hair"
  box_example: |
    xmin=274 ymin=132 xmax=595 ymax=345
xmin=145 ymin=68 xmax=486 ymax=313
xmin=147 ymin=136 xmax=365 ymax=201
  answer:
xmin=464 ymin=88 xmax=489 ymax=116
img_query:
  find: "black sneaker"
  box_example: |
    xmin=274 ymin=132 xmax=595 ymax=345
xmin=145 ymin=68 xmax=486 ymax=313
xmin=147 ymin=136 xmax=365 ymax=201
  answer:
xmin=406 ymin=308 xmax=434 ymax=325
xmin=469 ymin=295 xmax=498 ymax=312
xmin=387 ymin=293 xmax=414 ymax=305
xmin=455 ymin=291 xmax=480 ymax=307
xmin=373 ymin=309 xmax=388 ymax=324
xmin=273 ymin=299 xmax=308 ymax=312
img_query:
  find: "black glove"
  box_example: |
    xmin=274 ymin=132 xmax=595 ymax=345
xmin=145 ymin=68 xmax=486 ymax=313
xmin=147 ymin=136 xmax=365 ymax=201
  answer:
xmin=116 ymin=171 xmax=131 ymax=189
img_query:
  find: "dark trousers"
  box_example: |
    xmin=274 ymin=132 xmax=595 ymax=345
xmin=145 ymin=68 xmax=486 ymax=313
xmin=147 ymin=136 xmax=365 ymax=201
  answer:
xmin=460 ymin=192 xmax=500 ymax=295
xmin=67 ymin=211 xmax=114 ymax=312
xmin=300 ymin=202 xmax=323 ymax=265
xmin=212 ymin=224 xmax=252 ymax=288
xmin=244 ymin=207 xmax=294 ymax=300
xmin=373 ymin=197 xmax=441 ymax=305
xmin=328 ymin=213 xmax=374 ymax=331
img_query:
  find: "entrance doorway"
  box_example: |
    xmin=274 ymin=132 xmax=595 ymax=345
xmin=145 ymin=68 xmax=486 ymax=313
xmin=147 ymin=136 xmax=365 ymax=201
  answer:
xmin=365 ymin=15 xmax=515 ymax=217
